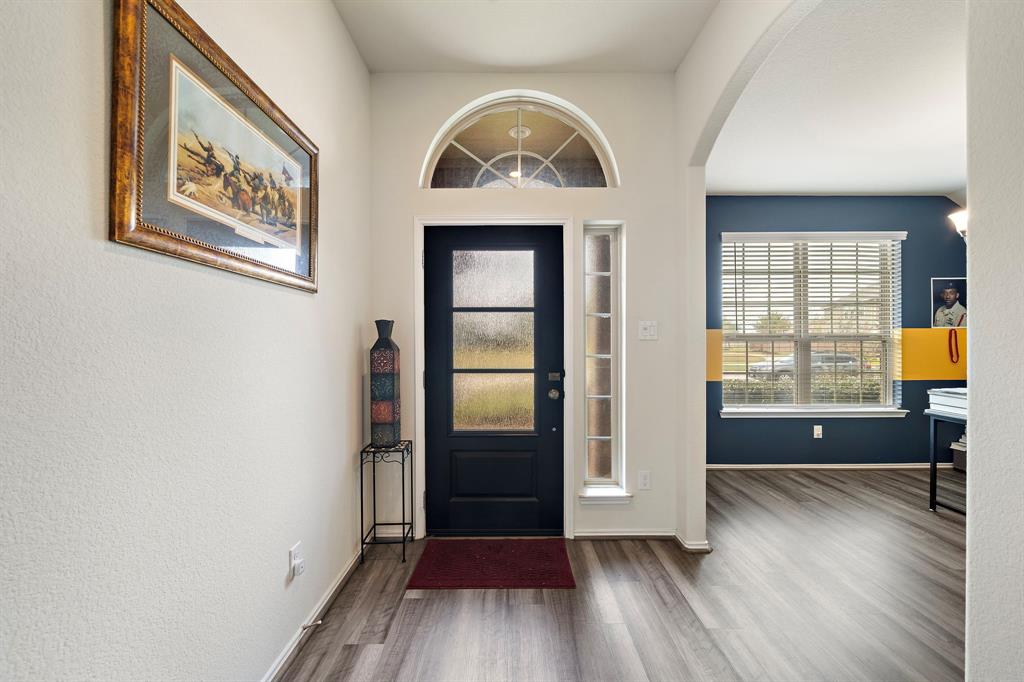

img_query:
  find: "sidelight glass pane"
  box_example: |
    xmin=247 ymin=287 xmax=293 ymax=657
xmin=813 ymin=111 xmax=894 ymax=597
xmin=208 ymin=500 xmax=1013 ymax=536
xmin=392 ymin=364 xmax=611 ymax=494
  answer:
xmin=454 ymin=312 xmax=533 ymax=369
xmin=586 ymin=275 xmax=611 ymax=313
xmin=586 ymin=356 xmax=612 ymax=396
xmin=586 ymin=233 xmax=611 ymax=273
xmin=453 ymin=373 xmax=534 ymax=431
xmin=453 ymin=250 xmax=533 ymax=307
xmin=586 ymin=315 xmax=611 ymax=355
xmin=587 ymin=440 xmax=612 ymax=479
xmin=584 ymin=227 xmax=619 ymax=484
xmin=587 ymin=398 xmax=612 ymax=437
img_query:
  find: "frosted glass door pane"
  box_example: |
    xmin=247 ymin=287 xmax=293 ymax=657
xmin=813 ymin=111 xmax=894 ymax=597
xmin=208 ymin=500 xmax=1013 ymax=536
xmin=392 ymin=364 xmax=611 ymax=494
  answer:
xmin=453 ymin=251 xmax=533 ymax=307
xmin=453 ymin=374 xmax=534 ymax=431
xmin=454 ymin=312 xmax=534 ymax=369
xmin=585 ymin=233 xmax=611 ymax=273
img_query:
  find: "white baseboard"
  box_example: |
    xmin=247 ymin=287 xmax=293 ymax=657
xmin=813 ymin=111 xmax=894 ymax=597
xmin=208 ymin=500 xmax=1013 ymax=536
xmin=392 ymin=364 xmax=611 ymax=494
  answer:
xmin=674 ymin=535 xmax=713 ymax=553
xmin=572 ymin=528 xmax=677 ymax=538
xmin=707 ymin=462 xmax=955 ymax=470
xmin=262 ymin=550 xmax=361 ymax=682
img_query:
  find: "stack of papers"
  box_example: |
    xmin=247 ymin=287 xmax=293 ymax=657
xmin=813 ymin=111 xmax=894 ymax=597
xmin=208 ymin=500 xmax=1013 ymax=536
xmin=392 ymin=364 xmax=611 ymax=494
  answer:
xmin=928 ymin=387 xmax=967 ymax=418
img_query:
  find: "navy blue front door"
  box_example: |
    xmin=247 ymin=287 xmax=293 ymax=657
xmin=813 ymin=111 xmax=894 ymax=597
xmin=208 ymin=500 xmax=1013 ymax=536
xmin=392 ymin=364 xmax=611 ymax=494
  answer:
xmin=424 ymin=226 xmax=564 ymax=535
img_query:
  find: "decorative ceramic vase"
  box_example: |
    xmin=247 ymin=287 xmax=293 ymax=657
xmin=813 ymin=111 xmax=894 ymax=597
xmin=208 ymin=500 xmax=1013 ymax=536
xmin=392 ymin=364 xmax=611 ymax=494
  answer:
xmin=370 ymin=320 xmax=401 ymax=447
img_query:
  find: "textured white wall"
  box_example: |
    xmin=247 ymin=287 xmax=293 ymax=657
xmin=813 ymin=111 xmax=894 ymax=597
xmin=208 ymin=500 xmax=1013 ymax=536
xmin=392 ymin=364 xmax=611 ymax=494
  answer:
xmin=370 ymin=73 xmax=680 ymax=535
xmin=706 ymin=0 xmax=966 ymax=195
xmin=673 ymin=0 xmax=807 ymax=548
xmin=0 ymin=1 xmax=370 ymax=679
xmin=965 ymin=1 xmax=1024 ymax=678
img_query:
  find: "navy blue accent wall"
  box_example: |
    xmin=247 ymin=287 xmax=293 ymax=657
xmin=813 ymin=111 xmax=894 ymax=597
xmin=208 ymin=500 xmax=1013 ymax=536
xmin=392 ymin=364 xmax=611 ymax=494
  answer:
xmin=707 ymin=196 xmax=966 ymax=465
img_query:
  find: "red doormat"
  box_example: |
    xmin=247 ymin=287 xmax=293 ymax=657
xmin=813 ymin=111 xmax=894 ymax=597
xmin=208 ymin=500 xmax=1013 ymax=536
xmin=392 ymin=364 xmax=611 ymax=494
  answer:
xmin=406 ymin=538 xmax=576 ymax=589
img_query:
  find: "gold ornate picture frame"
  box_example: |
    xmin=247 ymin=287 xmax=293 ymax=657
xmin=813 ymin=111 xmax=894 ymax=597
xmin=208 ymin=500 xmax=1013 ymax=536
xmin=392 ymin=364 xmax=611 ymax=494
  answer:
xmin=111 ymin=0 xmax=319 ymax=291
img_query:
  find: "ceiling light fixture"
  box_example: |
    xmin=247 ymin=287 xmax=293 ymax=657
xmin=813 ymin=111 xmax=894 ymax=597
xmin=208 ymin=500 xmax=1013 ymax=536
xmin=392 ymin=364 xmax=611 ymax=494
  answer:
xmin=508 ymin=125 xmax=532 ymax=139
xmin=948 ymin=209 xmax=968 ymax=242
xmin=509 ymin=170 xmax=522 ymax=178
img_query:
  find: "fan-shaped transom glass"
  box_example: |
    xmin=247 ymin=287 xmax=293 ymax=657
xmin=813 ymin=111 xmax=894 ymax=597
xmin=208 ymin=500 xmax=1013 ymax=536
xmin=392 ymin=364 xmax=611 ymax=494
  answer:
xmin=430 ymin=106 xmax=608 ymax=189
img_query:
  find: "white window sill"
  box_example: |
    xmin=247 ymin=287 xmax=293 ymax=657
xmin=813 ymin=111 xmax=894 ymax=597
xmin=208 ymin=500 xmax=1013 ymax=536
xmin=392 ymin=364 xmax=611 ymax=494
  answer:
xmin=577 ymin=487 xmax=634 ymax=505
xmin=720 ymin=407 xmax=909 ymax=419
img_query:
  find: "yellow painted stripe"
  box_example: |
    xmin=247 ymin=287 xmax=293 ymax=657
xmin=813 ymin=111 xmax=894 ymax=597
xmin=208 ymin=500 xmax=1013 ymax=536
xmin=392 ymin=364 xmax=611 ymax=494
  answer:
xmin=705 ymin=327 xmax=967 ymax=382
xmin=706 ymin=329 xmax=723 ymax=381
xmin=899 ymin=327 xmax=967 ymax=380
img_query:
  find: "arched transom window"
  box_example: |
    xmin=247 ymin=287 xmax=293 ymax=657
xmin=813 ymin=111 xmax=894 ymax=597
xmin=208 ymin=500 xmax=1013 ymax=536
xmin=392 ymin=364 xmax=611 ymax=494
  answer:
xmin=423 ymin=93 xmax=619 ymax=189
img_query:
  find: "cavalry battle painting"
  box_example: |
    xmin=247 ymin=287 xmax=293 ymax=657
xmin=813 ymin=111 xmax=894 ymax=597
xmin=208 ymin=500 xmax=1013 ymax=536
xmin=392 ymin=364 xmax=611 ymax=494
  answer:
xmin=168 ymin=56 xmax=302 ymax=252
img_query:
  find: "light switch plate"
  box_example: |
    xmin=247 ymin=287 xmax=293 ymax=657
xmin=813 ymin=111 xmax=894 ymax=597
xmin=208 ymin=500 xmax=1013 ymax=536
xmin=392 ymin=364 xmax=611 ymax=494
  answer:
xmin=289 ymin=541 xmax=304 ymax=579
xmin=637 ymin=470 xmax=652 ymax=490
xmin=638 ymin=320 xmax=658 ymax=340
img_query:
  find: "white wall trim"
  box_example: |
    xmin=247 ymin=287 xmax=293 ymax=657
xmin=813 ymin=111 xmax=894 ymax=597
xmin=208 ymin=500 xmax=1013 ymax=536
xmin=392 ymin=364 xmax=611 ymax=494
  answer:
xmin=413 ymin=216 xmax=577 ymax=540
xmin=262 ymin=550 xmax=360 ymax=682
xmin=720 ymin=408 xmax=909 ymax=419
xmin=573 ymin=528 xmax=676 ymax=538
xmin=721 ymin=230 xmax=908 ymax=243
xmin=674 ymin=535 xmax=713 ymax=554
xmin=417 ymin=89 xmax=622 ymax=188
xmin=577 ymin=491 xmax=634 ymax=505
xmin=707 ymin=462 xmax=954 ymax=470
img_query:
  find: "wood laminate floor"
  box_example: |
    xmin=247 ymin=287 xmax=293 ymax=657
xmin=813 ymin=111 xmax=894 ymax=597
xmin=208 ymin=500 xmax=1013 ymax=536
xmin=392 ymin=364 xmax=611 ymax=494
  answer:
xmin=280 ymin=470 xmax=965 ymax=682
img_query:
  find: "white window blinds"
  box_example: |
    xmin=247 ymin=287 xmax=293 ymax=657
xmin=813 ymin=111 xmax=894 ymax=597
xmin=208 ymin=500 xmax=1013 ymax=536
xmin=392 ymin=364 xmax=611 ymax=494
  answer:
xmin=721 ymin=231 xmax=904 ymax=407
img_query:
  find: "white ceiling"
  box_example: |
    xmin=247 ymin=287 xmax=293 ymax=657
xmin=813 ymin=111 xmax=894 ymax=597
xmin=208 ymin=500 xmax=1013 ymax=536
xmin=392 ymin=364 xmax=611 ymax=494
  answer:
xmin=333 ymin=0 xmax=717 ymax=73
xmin=707 ymin=0 xmax=966 ymax=196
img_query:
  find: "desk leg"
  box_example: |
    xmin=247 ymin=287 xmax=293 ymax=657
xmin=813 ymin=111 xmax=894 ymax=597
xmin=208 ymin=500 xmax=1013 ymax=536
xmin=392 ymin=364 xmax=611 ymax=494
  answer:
xmin=401 ymin=455 xmax=407 ymax=563
xmin=359 ymin=458 xmax=364 ymax=563
xmin=929 ymin=416 xmax=938 ymax=511
xmin=405 ymin=446 xmax=409 ymax=540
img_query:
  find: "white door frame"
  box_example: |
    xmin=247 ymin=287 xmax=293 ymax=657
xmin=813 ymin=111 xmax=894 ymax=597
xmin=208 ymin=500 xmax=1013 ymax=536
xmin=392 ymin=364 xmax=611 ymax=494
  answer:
xmin=413 ymin=216 xmax=577 ymax=539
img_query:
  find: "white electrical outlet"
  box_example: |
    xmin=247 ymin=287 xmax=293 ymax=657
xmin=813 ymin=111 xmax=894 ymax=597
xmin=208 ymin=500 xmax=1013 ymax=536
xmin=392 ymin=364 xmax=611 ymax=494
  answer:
xmin=289 ymin=542 xmax=305 ymax=579
xmin=638 ymin=320 xmax=658 ymax=340
xmin=638 ymin=470 xmax=652 ymax=490
xmin=813 ymin=424 xmax=823 ymax=439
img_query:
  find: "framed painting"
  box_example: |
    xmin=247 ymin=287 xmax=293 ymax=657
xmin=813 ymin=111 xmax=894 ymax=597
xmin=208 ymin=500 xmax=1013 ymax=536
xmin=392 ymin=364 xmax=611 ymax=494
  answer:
xmin=111 ymin=0 xmax=318 ymax=291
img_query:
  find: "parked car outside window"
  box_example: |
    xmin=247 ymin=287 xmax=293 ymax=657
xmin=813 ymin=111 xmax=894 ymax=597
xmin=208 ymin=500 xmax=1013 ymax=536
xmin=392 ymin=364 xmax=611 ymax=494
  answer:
xmin=750 ymin=352 xmax=862 ymax=374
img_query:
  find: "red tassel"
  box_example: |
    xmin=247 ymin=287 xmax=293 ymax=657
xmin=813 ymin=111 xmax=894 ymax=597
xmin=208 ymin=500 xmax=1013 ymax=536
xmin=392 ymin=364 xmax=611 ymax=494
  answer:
xmin=948 ymin=328 xmax=960 ymax=364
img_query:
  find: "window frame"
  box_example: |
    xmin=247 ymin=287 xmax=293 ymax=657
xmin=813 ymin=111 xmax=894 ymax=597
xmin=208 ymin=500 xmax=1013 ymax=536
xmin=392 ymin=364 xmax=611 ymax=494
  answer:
xmin=583 ymin=225 xmax=626 ymax=489
xmin=720 ymin=231 xmax=908 ymax=419
xmin=419 ymin=91 xmax=621 ymax=189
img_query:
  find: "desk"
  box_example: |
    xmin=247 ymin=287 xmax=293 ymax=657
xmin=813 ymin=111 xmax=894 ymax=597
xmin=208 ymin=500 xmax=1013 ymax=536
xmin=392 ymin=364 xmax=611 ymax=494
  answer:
xmin=925 ymin=409 xmax=966 ymax=514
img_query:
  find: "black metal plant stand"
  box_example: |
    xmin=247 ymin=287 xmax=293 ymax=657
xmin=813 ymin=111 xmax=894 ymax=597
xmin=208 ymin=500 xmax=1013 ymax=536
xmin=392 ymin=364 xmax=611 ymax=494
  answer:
xmin=359 ymin=440 xmax=414 ymax=562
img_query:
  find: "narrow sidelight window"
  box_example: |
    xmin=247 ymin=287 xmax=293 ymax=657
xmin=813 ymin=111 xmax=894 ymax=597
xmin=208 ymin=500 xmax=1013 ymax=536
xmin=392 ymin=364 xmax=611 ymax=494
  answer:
xmin=584 ymin=227 xmax=622 ymax=484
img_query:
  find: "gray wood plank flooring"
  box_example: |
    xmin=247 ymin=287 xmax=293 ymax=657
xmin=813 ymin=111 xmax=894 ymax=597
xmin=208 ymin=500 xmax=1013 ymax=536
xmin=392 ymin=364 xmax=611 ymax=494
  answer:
xmin=280 ymin=469 xmax=965 ymax=681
